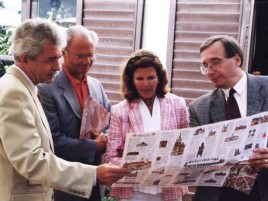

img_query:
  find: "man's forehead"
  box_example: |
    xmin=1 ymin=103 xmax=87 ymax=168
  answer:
xmin=201 ymin=42 xmax=225 ymax=58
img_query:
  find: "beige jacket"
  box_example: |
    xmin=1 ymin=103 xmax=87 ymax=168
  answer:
xmin=0 ymin=66 xmax=95 ymax=201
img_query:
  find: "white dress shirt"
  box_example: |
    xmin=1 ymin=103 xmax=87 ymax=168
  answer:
xmin=133 ymin=97 xmax=162 ymax=195
xmin=222 ymin=72 xmax=247 ymax=118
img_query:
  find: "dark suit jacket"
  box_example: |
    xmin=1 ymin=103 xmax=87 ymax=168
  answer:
xmin=38 ymin=69 xmax=111 ymax=201
xmin=189 ymin=73 xmax=268 ymax=201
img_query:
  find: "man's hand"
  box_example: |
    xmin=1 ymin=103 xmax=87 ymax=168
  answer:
xmin=248 ymin=148 xmax=268 ymax=169
xmin=92 ymin=132 xmax=107 ymax=155
xmin=96 ymin=163 xmax=130 ymax=185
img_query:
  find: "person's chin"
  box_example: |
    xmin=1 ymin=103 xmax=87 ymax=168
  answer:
xmin=78 ymin=66 xmax=90 ymax=72
xmin=140 ymin=94 xmax=154 ymax=100
xmin=210 ymin=78 xmax=221 ymax=88
xmin=44 ymin=78 xmax=54 ymax=84
xmin=213 ymin=82 xmax=224 ymax=88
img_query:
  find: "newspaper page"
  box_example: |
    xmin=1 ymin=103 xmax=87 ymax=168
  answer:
xmin=79 ymin=96 xmax=110 ymax=140
xmin=113 ymin=111 xmax=268 ymax=194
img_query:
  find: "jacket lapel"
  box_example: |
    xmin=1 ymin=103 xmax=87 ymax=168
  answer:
xmin=128 ymin=101 xmax=144 ymax=132
xmin=87 ymin=77 xmax=97 ymax=101
xmin=128 ymin=98 xmax=171 ymax=132
xmin=159 ymin=97 xmax=171 ymax=130
xmin=8 ymin=66 xmax=54 ymax=152
xmin=247 ymin=74 xmax=266 ymax=116
xmin=58 ymin=70 xmax=82 ymax=119
xmin=210 ymin=89 xmax=226 ymax=122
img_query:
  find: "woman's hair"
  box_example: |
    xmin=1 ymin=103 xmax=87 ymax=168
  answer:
xmin=120 ymin=49 xmax=169 ymax=101
xmin=10 ymin=18 xmax=65 ymax=61
xmin=200 ymin=35 xmax=244 ymax=67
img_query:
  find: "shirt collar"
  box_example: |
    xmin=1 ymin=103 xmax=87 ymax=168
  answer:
xmin=222 ymin=72 xmax=247 ymax=98
xmin=62 ymin=64 xmax=87 ymax=86
xmin=13 ymin=65 xmax=38 ymax=94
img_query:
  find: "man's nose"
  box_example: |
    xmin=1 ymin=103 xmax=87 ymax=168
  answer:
xmin=53 ymin=60 xmax=61 ymax=71
xmin=206 ymin=65 xmax=215 ymax=75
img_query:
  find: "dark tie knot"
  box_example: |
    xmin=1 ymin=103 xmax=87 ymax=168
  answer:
xmin=229 ymin=88 xmax=236 ymax=97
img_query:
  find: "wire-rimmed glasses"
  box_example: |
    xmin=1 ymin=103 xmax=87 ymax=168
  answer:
xmin=65 ymin=50 xmax=96 ymax=60
xmin=200 ymin=57 xmax=232 ymax=75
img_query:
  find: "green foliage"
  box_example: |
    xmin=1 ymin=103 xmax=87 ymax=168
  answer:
xmin=0 ymin=27 xmax=12 ymax=54
xmin=103 ymin=196 xmax=117 ymax=201
xmin=0 ymin=60 xmax=12 ymax=77
xmin=0 ymin=26 xmax=13 ymax=77
xmin=103 ymin=186 xmax=117 ymax=201
xmin=0 ymin=1 xmax=4 ymax=8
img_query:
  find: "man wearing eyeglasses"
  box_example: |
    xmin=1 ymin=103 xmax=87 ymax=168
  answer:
xmin=38 ymin=25 xmax=110 ymax=201
xmin=189 ymin=35 xmax=268 ymax=201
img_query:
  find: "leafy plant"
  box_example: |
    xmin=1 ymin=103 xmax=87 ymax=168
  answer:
xmin=103 ymin=186 xmax=117 ymax=201
xmin=0 ymin=26 xmax=13 ymax=77
xmin=0 ymin=0 xmax=4 ymax=8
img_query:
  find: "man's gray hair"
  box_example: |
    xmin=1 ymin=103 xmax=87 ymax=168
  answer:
xmin=200 ymin=35 xmax=244 ymax=67
xmin=64 ymin=25 xmax=99 ymax=50
xmin=10 ymin=18 xmax=65 ymax=61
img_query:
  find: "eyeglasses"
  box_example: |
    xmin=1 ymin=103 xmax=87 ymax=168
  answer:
xmin=65 ymin=50 xmax=96 ymax=60
xmin=127 ymin=53 xmax=155 ymax=66
xmin=200 ymin=57 xmax=232 ymax=75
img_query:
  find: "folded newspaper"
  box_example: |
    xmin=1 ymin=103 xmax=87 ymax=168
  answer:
xmin=113 ymin=111 xmax=268 ymax=194
xmin=79 ymin=96 xmax=110 ymax=140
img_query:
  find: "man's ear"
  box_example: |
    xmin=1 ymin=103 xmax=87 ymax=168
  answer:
xmin=234 ymin=54 xmax=241 ymax=67
xmin=19 ymin=53 xmax=28 ymax=63
xmin=62 ymin=50 xmax=67 ymax=56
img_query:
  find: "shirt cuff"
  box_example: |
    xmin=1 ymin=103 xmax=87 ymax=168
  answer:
xmin=93 ymin=166 xmax=97 ymax=186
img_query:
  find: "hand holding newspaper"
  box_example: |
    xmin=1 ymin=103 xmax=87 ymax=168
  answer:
xmin=79 ymin=96 xmax=110 ymax=140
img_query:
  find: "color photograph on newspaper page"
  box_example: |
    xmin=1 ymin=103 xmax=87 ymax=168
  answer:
xmin=79 ymin=96 xmax=110 ymax=140
xmin=113 ymin=111 xmax=268 ymax=194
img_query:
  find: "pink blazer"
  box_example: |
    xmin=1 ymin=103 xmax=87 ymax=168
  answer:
xmin=104 ymin=93 xmax=189 ymax=201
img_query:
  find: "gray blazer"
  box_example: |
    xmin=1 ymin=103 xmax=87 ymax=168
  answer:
xmin=38 ymin=69 xmax=110 ymax=164
xmin=38 ymin=69 xmax=110 ymax=201
xmin=189 ymin=73 xmax=268 ymax=201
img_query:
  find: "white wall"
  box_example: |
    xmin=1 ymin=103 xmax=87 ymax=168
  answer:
xmin=2 ymin=0 xmax=21 ymax=12
xmin=142 ymin=0 xmax=171 ymax=67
